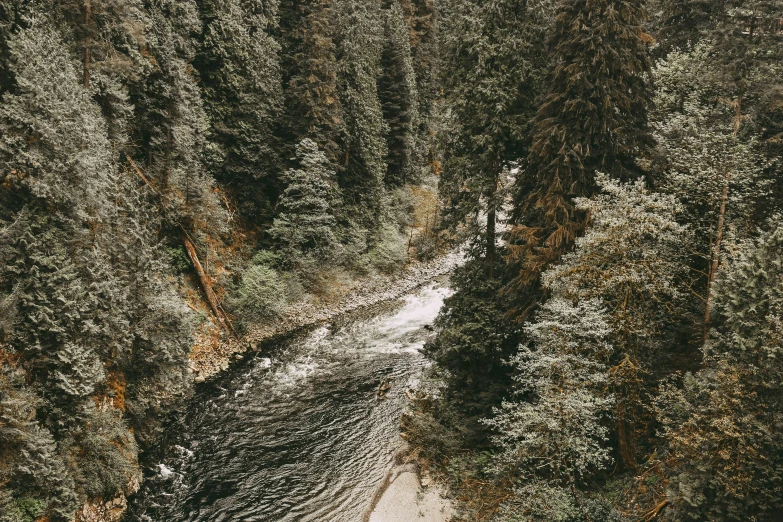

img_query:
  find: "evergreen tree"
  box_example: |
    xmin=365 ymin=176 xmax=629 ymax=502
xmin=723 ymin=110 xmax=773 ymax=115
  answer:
xmin=270 ymin=138 xmax=339 ymax=263
xmin=508 ymin=0 xmax=653 ymax=318
xmin=131 ymin=0 xmax=225 ymax=233
xmin=195 ymin=0 xmax=283 ymax=220
xmin=486 ymin=298 xmax=615 ymax=519
xmin=657 ymin=222 xmax=783 ymax=521
xmin=378 ymin=1 xmax=419 ymax=186
xmin=543 ymin=174 xmax=689 ymax=468
xmin=334 ymin=0 xmax=388 ymax=227
xmin=438 ymin=0 xmax=552 ymax=275
xmin=280 ymin=0 xmax=345 ymax=164
xmin=0 ymin=364 xmax=79 ymax=520
xmin=52 ymin=0 xmax=150 ymax=148
xmin=0 ymin=15 xmax=195 ymax=516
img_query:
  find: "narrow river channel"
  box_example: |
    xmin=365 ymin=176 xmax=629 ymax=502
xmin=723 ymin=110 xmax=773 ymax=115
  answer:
xmin=125 ymin=280 xmax=451 ymax=522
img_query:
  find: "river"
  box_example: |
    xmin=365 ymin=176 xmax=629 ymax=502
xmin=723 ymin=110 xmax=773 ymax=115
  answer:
xmin=125 ymin=280 xmax=451 ymax=522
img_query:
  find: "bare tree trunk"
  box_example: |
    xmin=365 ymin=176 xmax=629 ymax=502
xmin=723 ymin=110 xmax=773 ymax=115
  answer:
xmin=183 ymin=235 xmax=231 ymax=333
xmin=486 ymin=162 xmax=499 ymax=279
xmin=83 ymin=0 xmax=91 ymax=89
xmin=704 ymin=170 xmax=730 ymax=342
xmin=487 ymin=203 xmax=496 ymax=279
xmin=127 ymin=156 xmax=236 ymax=338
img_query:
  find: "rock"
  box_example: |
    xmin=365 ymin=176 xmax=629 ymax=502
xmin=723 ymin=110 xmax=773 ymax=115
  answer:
xmin=195 ymin=375 xmax=205 ymax=383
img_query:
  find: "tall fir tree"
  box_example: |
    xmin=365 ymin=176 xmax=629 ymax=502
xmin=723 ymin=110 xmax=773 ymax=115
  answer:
xmin=280 ymin=0 xmax=345 ymax=166
xmin=378 ymin=1 xmax=420 ymax=186
xmin=438 ymin=0 xmax=553 ymax=276
xmin=334 ymin=0 xmax=388 ymax=229
xmin=195 ymin=0 xmax=284 ymax=220
xmin=657 ymin=222 xmax=783 ymax=521
xmin=507 ymin=0 xmax=654 ymax=319
xmin=131 ymin=0 xmax=225 ymax=234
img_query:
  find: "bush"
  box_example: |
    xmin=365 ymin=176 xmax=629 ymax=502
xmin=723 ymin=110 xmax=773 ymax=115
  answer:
xmin=61 ymin=405 xmax=139 ymax=499
xmin=364 ymin=223 xmax=407 ymax=273
xmin=233 ymin=264 xmax=287 ymax=324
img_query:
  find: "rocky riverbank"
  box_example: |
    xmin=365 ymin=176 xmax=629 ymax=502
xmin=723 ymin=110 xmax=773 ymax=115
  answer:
xmin=365 ymin=448 xmax=454 ymax=522
xmin=189 ymin=250 xmax=465 ymax=380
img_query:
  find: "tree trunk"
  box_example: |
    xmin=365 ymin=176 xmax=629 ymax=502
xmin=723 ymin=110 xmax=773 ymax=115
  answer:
xmin=126 ymin=156 xmax=236 ymax=338
xmin=486 ymin=203 xmax=496 ymax=279
xmin=183 ymin=235 xmax=231 ymax=334
xmin=704 ymin=170 xmax=730 ymax=342
xmin=486 ymin=163 xmax=499 ymax=279
xmin=83 ymin=0 xmax=91 ymax=89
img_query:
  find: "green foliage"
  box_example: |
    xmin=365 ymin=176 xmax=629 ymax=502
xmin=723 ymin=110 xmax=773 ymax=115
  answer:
xmin=425 ymin=257 xmax=519 ymax=432
xmin=195 ymin=0 xmax=283 ymax=219
xmin=334 ymin=0 xmax=388 ymax=226
xmin=378 ymin=1 xmax=419 ymax=186
xmin=60 ymin=404 xmax=140 ymax=499
xmin=280 ymin=0 xmax=344 ymax=163
xmin=508 ymin=0 xmax=654 ymax=318
xmin=493 ymin=483 xmax=627 ymax=522
xmin=657 ymin=222 xmax=783 ymax=521
xmin=486 ymin=298 xmax=614 ymax=481
xmin=362 ymin=222 xmax=407 ymax=273
xmin=233 ymin=264 xmax=287 ymax=324
xmin=270 ymin=138 xmax=339 ymax=263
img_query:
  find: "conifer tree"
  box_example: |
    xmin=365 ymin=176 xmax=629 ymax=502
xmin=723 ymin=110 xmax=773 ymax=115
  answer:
xmin=486 ymin=298 xmax=615 ymax=515
xmin=543 ymin=174 xmax=689 ymax=468
xmin=508 ymin=0 xmax=653 ymax=317
xmin=378 ymin=1 xmax=419 ymax=186
xmin=132 ymin=0 xmax=225 ymax=233
xmin=657 ymin=222 xmax=783 ymax=521
xmin=281 ymin=0 xmax=345 ymax=165
xmin=195 ymin=0 xmax=283 ymax=219
xmin=270 ymin=138 xmax=339 ymax=263
xmin=438 ymin=0 xmax=553 ymax=275
xmin=334 ymin=0 xmax=388 ymax=227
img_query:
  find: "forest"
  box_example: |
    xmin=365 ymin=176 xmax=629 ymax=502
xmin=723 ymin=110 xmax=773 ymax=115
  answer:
xmin=0 ymin=0 xmax=781 ymax=521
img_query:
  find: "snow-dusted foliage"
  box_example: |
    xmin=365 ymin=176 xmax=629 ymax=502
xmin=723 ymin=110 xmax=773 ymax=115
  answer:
xmin=487 ymin=298 xmax=614 ymax=480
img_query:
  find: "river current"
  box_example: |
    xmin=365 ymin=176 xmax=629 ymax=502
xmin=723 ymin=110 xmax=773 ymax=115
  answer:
xmin=125 ymin=280 xmax=451 ymax=522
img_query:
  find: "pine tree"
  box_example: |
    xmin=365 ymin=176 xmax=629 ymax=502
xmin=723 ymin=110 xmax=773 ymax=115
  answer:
xmin=486 ymin=298 xmax=615 ymax=515
xmin=0 ymin=364 xmax=79 ymax=520
xmin=542 ymin=174 xmax=689 ymax=468
xmin=508 ymin=0 xmax=653 ymax=317
xmin=657 ymin=222 xmax=783 ymax=521
xmin=195 ymin=0 xmax=283 ymax=219
xmin=334 ymin=0 xmax=388 ymax=227
xmin=270 ymin=138 xmax=339 ymax=263
xmin=131 ymin=0 xmax=225 ymax=234
xmin=438 ymin=0 xmax=553 ymax=275
xmin=0 ymin=15 xmax=196 ymax=514
xmin=651 ymin=43 xmax=771 ymax=341
xmin=280 ymin=0 xmax=345 ymax=165
xmin=378 ymin=1 xmax=419 ymax=186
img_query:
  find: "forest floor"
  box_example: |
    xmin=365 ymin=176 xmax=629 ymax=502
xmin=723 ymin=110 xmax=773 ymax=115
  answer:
xmin=189 ymin=248 xmax=465 ymax=380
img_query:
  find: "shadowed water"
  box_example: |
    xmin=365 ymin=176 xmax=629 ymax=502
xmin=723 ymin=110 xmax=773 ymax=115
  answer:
xmin=125 ymin=281 xmax=451 ymax=522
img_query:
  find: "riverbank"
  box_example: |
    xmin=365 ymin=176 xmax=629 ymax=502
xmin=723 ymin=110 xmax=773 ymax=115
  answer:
xmin=366 ymin=451 xmax=454 ymax=522
xmin=189 ymin=250 xmax=465 ymax=380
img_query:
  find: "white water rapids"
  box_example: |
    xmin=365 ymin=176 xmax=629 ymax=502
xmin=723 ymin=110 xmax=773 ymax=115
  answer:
xmin=125 ymin=280 xmax=451 ymax=522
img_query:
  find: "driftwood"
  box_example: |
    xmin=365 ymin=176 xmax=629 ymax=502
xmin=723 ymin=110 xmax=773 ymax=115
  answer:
xmin=127 ymin=156 xmax=236 ymax=338
xmin=182 ymin=235 xmax=230 ymax=331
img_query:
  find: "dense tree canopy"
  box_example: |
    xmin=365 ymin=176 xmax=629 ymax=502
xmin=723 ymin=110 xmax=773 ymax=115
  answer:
xmin=1 ymin=0 xmax=782 ymax=520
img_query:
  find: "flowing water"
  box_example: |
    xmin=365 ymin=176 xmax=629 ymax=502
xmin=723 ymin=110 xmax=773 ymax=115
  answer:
xmin=125 ymin=280 xmax=451 ymax=522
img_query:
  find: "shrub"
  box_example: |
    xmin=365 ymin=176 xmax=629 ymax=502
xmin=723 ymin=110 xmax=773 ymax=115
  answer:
xmin=364 ymin=223 xmax=407 ymax=273
xmin=233 ymin=264 xmax=287 ymax=324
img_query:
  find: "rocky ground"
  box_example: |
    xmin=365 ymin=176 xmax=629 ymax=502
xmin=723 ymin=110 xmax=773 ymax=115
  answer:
xmin=189 ymin=250 xmax=465 ymax=380
xmin=365 ymin=454 xmax=454 ymax=522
